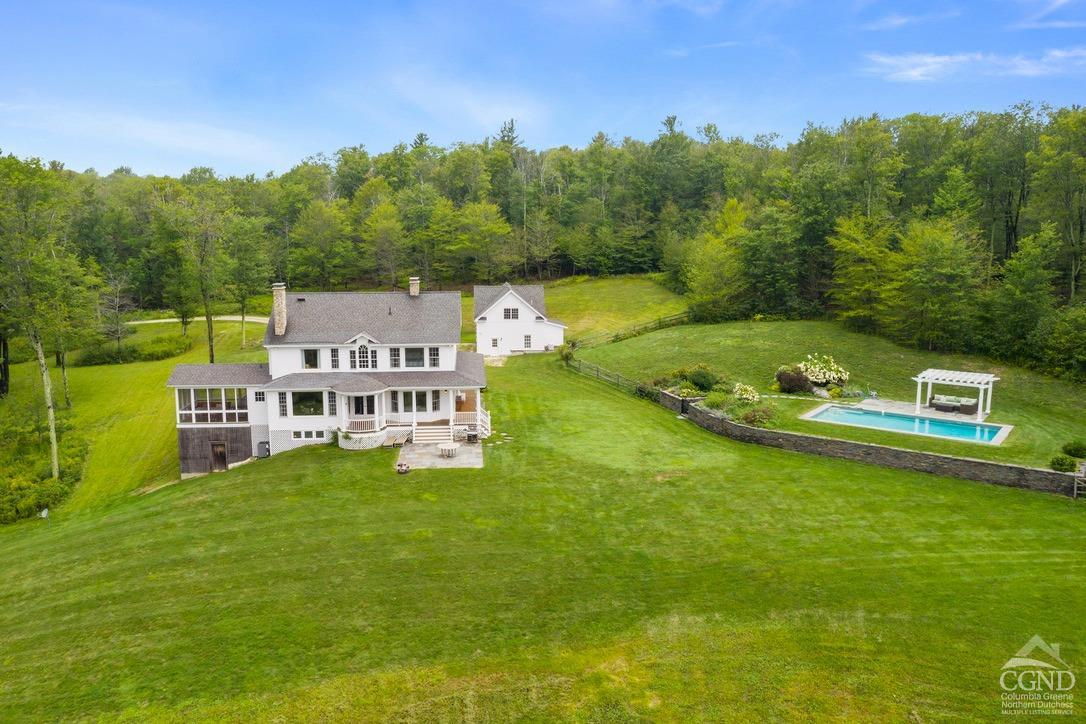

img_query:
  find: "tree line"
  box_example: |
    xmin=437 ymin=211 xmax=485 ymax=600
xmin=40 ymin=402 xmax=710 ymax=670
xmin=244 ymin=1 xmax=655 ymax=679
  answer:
xmin=2 ymin=102 xmax=1085 ymax=483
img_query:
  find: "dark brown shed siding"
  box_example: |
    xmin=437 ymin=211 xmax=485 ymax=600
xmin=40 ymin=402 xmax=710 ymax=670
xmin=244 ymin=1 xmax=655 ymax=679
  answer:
xmin=178 ymin=427 xmax=253 ymax=474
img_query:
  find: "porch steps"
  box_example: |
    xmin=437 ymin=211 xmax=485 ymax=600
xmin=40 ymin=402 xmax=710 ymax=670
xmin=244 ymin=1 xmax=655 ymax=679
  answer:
xmin=412 ymin=425 xmax=452 ymax=444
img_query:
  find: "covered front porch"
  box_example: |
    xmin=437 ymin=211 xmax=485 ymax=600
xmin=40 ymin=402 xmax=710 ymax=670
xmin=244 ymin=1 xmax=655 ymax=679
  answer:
xmin=340 ymin=387 xmax=490 ymax=439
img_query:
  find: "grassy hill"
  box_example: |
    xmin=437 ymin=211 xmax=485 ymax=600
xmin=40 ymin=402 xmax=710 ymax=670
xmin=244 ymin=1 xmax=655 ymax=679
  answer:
xmin=460 ymin=274 xmax=686 ymax=345
xmin=579 ymin=320 xmax=1086 ymax=468
xmin=1 ymin=353 xmax=1084 ymax=720
xmin=2 ymin=285 xmax=1084 ymax=719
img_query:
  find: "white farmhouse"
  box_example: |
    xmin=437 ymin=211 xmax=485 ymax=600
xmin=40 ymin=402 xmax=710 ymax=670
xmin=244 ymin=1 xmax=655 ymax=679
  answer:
xmin=473 ymin=283 xmax=565 ymax=356
xmin=166 ymin=278 xmax=489 ymax=476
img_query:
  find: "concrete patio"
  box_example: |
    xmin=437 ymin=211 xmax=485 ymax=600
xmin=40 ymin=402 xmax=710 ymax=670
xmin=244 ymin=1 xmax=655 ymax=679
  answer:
xmin=396 ymin=442 xmax=484 ymax=470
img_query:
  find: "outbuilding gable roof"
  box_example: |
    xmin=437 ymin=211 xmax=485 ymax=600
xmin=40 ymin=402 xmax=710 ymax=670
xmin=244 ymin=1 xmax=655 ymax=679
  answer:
xmin=264 ymin=291 xmax=462 ymax=345
xmin=473 ymin=283 xmax=547 ymax=319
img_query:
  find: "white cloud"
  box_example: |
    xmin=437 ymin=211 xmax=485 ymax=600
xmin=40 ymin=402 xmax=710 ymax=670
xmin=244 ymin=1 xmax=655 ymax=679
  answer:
xmin=864 ymin=46 xmax=1086 ymax=81
xmin=0 ymin=102 xmax=287 ymax=166
xmin=662 ymin=40 xmax=742 ymax=57
xmin=860 ymin=10 xmax=960 ymax=31
xmin=1013 ymin=0 xmax=1086 ymax=29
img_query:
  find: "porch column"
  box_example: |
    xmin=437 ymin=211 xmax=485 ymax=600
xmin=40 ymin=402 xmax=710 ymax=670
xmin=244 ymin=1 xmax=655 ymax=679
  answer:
xmin=412 ymin=391 xmax=417 ymax=430
xmin=915 ymin=379 xmax=922 ymax=414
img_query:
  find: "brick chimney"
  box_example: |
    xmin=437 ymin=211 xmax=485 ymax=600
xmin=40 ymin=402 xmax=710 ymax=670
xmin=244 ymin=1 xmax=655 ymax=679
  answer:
xmin=272 ymin=282 xmax=287 ymax=336
xmin=409 ymin=276 xmax=420 ymax=297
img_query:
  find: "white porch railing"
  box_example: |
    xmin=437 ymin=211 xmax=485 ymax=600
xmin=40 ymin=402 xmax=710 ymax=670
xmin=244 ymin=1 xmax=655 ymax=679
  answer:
xmin=386 ymin=412 xmax=413 ymax=427
xmin=451 ymin=409 xmax=491 ymax=437
xmin=346 ymin=417 xmax=378 ymax=433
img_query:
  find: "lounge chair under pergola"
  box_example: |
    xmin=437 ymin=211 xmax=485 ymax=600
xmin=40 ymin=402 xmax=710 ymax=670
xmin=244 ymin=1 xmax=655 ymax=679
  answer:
xmin=912 ymin=368 xmax=999 ymax=421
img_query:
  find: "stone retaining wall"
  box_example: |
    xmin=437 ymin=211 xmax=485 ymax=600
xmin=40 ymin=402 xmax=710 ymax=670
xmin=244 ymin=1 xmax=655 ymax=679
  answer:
xmin=658 ymin=390 xmax=1075 ymax=497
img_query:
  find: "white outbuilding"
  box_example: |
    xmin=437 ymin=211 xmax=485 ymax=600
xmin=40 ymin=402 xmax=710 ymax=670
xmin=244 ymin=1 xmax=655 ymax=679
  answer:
xmin=473 ymin=283 xmax=566 ymax=356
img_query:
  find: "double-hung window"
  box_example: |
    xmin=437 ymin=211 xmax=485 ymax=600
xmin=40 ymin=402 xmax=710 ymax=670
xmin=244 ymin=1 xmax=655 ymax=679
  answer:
xmin=358 ymin=345 xmax=374 ymax=369
xmin=524 ymin=335 xmax=532 ymax=349
xmin=431 ymin=390 xmax=440 ymax=412
xmin=390 ymin=348 xmax=401 ymax=368
xmin=278 ymin=392 xmax=288 ymax=416
xmin=491 ymin=338 xmax=498 ymax=349
xmin=503 ymin=308 xmax=518 ymax=320
xmin=405 ymin=347 xmax=424 ymax=368
xmin=330 ymin=349 xmax=339 ymax=369
xmin=328 ymin=392 xmax=337 ymax=416
xmin=390 ymin=392 xmax=399 ymax=413
xmin=428 ymin=347 xmax=440 ymax=367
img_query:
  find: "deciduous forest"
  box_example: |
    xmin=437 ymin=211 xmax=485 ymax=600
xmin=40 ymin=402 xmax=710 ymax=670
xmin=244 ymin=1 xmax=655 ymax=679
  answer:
xmin=3 ymin=103 xmax=1085 ymax=395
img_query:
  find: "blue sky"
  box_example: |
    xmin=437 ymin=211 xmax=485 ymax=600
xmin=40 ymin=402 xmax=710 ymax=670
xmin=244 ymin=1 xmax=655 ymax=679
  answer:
xmin=1 ymin=0 xmax=1083 ymax=176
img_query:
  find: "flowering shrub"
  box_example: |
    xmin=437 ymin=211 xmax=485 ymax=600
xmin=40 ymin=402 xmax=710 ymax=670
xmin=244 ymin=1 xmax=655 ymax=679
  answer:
xmin=739 ymin=405 xmax=775 ymax=427
xmin=798 ymin=354 xmax=850 ymax=386
xmin=733 ymin=383 xmax=760 ymax=404
xmin=677 ymin=385 xmax=701 ymax=398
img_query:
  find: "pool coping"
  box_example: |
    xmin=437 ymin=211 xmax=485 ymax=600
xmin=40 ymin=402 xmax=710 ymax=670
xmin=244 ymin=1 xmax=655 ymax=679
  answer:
xmin=800 ymin=402 xmax=1015 ymax=446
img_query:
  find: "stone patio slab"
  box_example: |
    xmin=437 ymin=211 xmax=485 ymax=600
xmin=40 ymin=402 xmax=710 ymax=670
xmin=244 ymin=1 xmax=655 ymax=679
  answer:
xmin=396 ymin=442 xmax=484 ymax=469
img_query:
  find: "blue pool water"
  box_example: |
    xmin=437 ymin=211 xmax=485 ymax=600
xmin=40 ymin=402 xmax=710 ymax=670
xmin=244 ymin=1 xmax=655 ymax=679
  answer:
xmin=807 ymin=405 xmax=1005 ymax=444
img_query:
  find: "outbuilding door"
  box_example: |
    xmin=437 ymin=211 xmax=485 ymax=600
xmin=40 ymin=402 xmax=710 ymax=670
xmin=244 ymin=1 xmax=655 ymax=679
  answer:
xmin=210 ymin=442 xmax=228 ymax=472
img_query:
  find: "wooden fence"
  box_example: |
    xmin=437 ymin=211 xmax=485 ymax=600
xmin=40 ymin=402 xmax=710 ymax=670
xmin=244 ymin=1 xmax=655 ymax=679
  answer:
xmin=574 ymin=311 xmax=691 ymax=349
xmin=565 ymin=357 xmax=660 ymax=399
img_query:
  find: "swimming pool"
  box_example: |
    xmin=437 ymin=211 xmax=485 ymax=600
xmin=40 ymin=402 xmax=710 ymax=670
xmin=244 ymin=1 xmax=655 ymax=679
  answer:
xmin=803 ymin=404 xmax=1011 ymax=445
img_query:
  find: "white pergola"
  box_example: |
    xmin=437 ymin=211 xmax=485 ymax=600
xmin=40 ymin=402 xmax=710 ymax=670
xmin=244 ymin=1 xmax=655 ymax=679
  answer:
xmin=912 ymin=368 xmax=999 ymax=421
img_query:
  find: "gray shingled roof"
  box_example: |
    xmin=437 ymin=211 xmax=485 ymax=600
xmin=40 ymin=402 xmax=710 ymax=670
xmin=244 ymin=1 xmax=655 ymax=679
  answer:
xmin=473 ymin=283 xmax=547 ymax=319
xmin=262 ymin=352 xmax=486 ymax=393
xmin=369 ymin=351 xmax=486 ymax=389
xmin=265 ymin=291 xmax=461 ymax=345
xmin=167 ymin=363 xmax=271 ymax=387
xmin=263 ymin=372 xmax=386 ymax=394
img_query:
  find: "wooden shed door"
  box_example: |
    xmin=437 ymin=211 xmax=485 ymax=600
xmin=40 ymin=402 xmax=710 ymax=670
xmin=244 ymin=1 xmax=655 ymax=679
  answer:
xmin=210 ymin=442 xmax=228 ymax=472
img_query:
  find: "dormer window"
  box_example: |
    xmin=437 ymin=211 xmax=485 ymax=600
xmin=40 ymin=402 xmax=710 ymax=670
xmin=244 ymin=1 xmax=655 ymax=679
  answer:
xmin=428 ymin=347 xmax=440 ymax=367
xmin=390 ymin=348 xmax=401 ymax=368
xmin=405 ymin=347 xmax=424 ymax=368
xmin=302 ymin=349 xmax=319 ymax=369
xmin=503 ymin=308 xmax=518 ymax=320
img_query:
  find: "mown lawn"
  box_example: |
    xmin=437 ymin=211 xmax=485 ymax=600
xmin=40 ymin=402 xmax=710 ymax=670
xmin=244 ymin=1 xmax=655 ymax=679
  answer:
xmin=0 ymin=354 xmax=1084 ymax=720
xmin=579 ymin=320 xmax=1086 ymax=468
xmin=2 ymin=322 xmax=264 ymax=511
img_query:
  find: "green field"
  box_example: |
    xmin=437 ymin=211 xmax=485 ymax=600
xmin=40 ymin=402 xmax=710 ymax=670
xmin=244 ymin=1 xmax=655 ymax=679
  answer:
xmin=580 ymin=320 xmax=1086 ymax=468
xmin=458 ymin=274 xmax=685 ymax=346
xmin=1 ymin=283 xmax=1084 ymax=719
